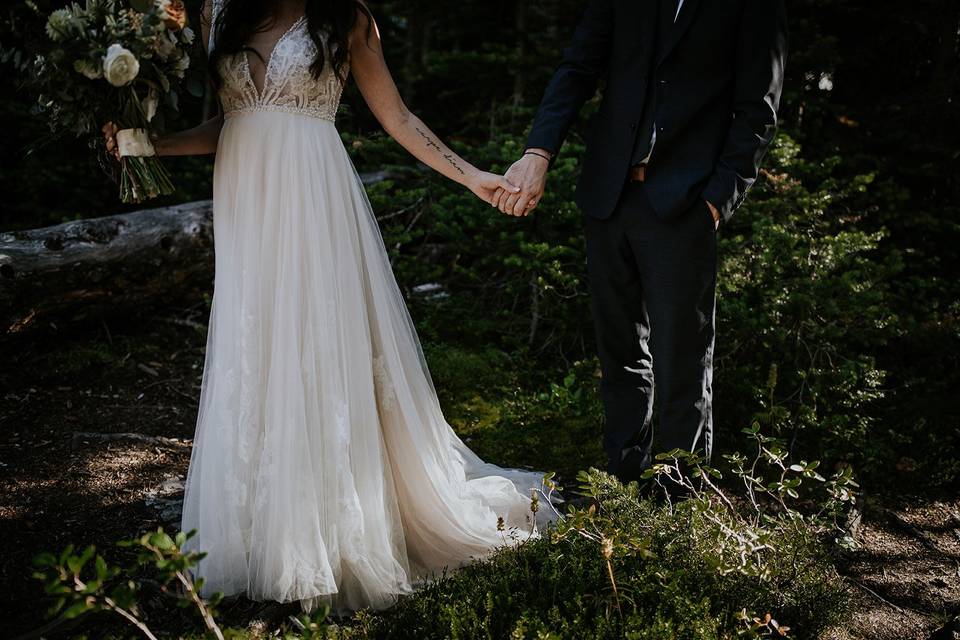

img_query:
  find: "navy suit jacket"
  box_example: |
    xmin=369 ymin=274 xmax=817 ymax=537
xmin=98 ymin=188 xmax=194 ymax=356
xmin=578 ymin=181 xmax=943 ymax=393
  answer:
xmin=526 ymin=0 xmax=789 ymax=222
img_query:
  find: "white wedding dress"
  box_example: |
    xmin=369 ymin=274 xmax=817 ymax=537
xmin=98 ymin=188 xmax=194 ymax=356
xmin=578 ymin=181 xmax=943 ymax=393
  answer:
xmin=179 ymin=5 xmax=561 ymax=614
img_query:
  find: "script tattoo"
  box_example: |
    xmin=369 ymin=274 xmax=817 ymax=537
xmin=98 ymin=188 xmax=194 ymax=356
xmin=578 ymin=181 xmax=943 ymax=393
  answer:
xmin=415 ymin=126 xmax=465 ymax=175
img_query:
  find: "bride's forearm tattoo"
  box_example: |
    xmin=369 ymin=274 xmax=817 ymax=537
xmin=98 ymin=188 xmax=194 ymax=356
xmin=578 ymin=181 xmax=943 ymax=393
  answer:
xmin=415 ymin=125 xmax=465 ymax=175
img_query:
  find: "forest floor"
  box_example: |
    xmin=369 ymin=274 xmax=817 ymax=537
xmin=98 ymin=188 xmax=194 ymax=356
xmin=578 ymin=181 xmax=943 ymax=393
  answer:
xmin=1 ymin=302 xmax=958 ymax=640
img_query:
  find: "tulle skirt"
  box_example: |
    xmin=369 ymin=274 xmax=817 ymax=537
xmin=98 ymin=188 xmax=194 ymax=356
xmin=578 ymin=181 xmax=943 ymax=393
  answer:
xmin=179 ymin=110 xmax=560 ymax=614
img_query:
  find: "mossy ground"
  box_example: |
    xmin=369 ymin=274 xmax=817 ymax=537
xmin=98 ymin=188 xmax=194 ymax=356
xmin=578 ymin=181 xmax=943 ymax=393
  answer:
xmin=2 ymin=299 xmax=957 ymax=639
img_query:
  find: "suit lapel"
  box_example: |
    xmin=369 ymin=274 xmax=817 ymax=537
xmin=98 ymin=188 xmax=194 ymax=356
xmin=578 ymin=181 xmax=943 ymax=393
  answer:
xmin=657 ymin=0 xmax=702 ymax=66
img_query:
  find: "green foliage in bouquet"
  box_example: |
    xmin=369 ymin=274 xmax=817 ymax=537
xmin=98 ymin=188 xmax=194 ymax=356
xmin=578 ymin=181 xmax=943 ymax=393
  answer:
xmin=27 ymin=0 xmax=199 ymax=202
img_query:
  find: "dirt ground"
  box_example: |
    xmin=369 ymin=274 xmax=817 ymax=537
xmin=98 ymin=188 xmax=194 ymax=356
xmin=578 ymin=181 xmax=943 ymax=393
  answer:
xmin=1 ymin=303 xmax=958 ymax=639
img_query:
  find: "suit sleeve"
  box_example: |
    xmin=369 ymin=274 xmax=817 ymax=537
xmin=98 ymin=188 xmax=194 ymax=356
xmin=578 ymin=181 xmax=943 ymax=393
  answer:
xmin=701 ymin=0 xmax=788 ymax=222
xmin=525 ymin=0 xmax=614 ymax=157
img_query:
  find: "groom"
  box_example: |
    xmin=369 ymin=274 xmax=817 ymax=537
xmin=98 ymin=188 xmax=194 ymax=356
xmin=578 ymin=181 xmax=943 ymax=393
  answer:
xmin=495 ymin=0 xmax=788 ymax=486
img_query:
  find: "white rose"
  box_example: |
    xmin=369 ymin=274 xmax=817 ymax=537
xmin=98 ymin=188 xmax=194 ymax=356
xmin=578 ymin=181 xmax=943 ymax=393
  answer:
xmin=103 ymin=44 xmax=140 ymax=87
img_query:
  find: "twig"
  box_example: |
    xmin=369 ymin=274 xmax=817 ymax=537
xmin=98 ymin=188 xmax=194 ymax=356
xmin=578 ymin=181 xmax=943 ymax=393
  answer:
xmin=850 ymin=579 xmax=907 ymax=614
xmin=162 ymin=316 xmax=207 ymax=331
xmin=528 ymin=278 xmax=540 ymax=347
xmin=71 ymin=431 xmax=192 ymax=451
xmin=100 ymin=595 xmax=159 ymax=640
xmin=882 ymin=508 xmax=947 ymax=556
xmin=376 ymin=194 xmax=425 ymax=222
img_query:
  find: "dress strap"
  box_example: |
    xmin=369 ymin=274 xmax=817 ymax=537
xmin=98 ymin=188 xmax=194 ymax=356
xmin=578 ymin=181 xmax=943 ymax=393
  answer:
xmin=207 ymin=0 xmax=224 ymax=56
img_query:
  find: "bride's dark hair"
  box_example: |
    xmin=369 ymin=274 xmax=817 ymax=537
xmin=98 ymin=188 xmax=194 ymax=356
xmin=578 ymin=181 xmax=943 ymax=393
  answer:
xmin=208 ymin=0 xmax=372 ymax=88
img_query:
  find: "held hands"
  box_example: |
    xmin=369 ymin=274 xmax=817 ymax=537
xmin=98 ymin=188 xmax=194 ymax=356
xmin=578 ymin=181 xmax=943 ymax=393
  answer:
xmin=492 ymin=150 xmax=550 ymax=217
xmin=468 ymin=170 xmax=522 ymax=206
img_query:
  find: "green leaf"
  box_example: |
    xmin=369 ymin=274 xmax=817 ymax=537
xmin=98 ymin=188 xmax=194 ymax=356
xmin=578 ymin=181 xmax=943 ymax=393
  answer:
xmin=95 ymin=555 xmax=108 ymax=581
xmin=62 ymin=600 xmax=91 ymax=619
xmin=32 ymin=552 xmax=57 ymax=568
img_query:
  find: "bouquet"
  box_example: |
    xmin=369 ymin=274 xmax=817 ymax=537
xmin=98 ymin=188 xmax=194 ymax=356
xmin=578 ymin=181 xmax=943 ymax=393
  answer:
xmin=30 ymin=0 xmax=196 ymax=203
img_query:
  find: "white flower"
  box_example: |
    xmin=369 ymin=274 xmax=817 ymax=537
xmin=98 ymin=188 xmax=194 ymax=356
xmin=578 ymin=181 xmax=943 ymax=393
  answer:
xmin=73 ymin=59 xmax=102 ymax=79
xmin=45 ymin=8 xmax=73 ymax=42
xmin=103 ymin=44 xmax=140 ymax=87
xmin=173 ymin=50 xmax=190 ymax=76
xmin=180 ymin=26 xmax=195 ymax=45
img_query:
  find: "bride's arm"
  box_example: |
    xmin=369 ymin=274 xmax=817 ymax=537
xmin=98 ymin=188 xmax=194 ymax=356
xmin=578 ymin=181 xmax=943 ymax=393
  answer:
xmin=103 ymin=0 xmax=222 ymax=157
xmin=149 ymin=115 xmax=223 ymax=156
xmin=348 ymin=6 xmax=518 ymax=204
xmin=152 ymin=0 xmax=222 ymax=156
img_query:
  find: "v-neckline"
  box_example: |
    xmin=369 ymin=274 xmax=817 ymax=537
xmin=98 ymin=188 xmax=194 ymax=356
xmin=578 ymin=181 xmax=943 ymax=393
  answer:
xmin=244 ymin=13 xmax=307 ymax=100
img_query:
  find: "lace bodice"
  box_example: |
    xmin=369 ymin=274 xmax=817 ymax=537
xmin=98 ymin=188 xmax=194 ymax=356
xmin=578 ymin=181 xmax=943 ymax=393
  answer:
xmin=209 ymin=3 xmax=345 ymax=122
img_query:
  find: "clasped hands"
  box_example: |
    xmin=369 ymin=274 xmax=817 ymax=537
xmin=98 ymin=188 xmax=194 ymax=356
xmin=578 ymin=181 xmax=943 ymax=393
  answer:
xmin=481 ymin=147 xmax=722 ymax=230
xmin=487 ymin=149 xmax=551 ymax=217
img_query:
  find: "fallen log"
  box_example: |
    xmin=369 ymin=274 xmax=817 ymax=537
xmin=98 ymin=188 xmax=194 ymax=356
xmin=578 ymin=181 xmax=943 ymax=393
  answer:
xmin=0 ymin=171 xmax=394 ymax=336
xmin=0 ymin=200 xmax=213 ymax=335
xmin=0 ymin=200 xmax=215 ymax=336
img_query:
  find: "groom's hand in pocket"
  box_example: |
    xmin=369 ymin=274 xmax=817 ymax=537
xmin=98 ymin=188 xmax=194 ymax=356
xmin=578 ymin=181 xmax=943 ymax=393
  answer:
xmin=705 ymin=199 xmax=721 ymax=230
xmin=494 ymin=150 xmax=550 ymax=217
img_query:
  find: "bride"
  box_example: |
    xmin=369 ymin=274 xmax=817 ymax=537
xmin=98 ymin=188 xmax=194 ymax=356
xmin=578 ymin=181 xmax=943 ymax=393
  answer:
xmin=105 ymin=0 xmax=562 ymax=615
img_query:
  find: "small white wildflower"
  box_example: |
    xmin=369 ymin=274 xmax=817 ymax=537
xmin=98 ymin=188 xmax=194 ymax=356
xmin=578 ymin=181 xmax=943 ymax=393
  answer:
xmin=45 ymin=8 xmax=73 ymax=42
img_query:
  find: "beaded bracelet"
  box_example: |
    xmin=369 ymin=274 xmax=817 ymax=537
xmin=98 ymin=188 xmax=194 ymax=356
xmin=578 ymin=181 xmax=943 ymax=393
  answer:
xmin=523 ymin=150 xmax=552 ymax=162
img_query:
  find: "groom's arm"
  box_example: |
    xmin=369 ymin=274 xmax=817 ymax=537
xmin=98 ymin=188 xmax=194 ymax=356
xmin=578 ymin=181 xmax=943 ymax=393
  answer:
xmin=701 ymin=0 xmax=788 ymax=224
xmin=525 ymin=0 xmax=615 ymax=157
xmin=495 ymin=0 xmax=614 ymax=216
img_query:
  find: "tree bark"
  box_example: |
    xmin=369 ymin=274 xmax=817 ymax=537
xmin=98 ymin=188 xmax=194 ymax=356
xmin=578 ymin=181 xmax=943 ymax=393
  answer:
xmin=513 ymin=0 xmax=528 ymax=112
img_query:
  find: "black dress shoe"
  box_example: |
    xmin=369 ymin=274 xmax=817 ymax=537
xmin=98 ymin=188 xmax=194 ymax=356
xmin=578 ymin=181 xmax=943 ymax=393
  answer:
xmin=611 ymin=447 xmax=654 ymax=485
